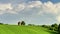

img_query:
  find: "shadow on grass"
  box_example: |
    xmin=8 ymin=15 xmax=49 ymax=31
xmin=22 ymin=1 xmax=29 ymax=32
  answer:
xmin=43 ymin=30 xmax=58 ymax=34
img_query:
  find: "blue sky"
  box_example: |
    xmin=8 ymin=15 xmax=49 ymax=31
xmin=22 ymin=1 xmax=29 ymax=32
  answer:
xmin=0 ymin=0 xmax=60 ymax=25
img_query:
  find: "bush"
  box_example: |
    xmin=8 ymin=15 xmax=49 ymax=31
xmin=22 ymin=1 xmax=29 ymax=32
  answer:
xmin=49 ymin=27 xmax=58 ymax=31
xmin=54 ymin=26 xmax=58 ymax=31
xmin=28 ymin=24 xmax=35 ymax=26
xmin=49 ymin=27 xmax=54 ymax=30
xmin=42 ymin=25 xmax=49 ymax=28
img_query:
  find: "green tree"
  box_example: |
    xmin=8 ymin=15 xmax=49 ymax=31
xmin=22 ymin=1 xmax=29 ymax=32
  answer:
xmin=50 ymin=23 xmax=58 ymax=31
xmin=58 ymin=24 xmax=60 ymax=34
xmin=18 ymin=21 xmax=21 ymax=26
xmin=21 ymin=21 xmax=25 ymax=25
xmin=51 ymin=23 xmax=58 ymax=27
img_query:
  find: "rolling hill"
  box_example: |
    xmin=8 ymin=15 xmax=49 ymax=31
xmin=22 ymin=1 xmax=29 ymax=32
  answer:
xmin=0 ymin=25 xmax=57 ymax=34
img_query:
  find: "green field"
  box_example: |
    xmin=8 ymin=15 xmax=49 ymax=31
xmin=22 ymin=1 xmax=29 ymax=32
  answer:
xmin=0 ymin=25 xmax=57 ymax=34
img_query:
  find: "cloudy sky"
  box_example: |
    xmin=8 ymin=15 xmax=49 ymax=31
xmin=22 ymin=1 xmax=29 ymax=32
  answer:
xmin=0 ymin=0 xmax=60 ymax=25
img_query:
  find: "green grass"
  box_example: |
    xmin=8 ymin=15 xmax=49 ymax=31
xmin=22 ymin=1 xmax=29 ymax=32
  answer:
xmin=0 ymin=25 xmax=57 ymax=34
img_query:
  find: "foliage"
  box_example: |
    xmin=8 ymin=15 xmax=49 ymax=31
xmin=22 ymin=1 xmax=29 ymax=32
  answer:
xmin=42 ymin=25 xmax=50 ymax=28
xmin=18 ymin=21 xmax=21 ymax=25
xmin=58 ymin=24 xmax=60 ymax=34
xmin=49 ymin=23 xmax=58 ymax=31
xmin=51 ymin=23 xmax=58 ymax=27
xmin=21 ymin=21 xmax=25 ymax=25
xmin=18 ymin=21 xmax=25 ymax=25
xmin=28 ymin=24 xmax=35 ymax=26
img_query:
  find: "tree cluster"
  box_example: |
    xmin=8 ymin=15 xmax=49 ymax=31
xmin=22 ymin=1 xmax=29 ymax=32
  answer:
xmin=18 ymin=21 xmax=25 ymax=26
xmin=48 ymin=23 xmax=60 ymax=34
xmin=49 ymin=23 xmax=58 ymax=31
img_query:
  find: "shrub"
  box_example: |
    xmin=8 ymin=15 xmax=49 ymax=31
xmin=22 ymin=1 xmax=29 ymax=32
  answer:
xmin=49 ymin=27 xmax=54 ymax=30
xmin=28 ymin=24 xmax=35 ymax=26
xmin=42 ymin=25 xmax=49 ymax=28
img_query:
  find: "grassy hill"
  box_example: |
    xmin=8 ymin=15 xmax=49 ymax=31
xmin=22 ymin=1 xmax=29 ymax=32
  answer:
xmin=0 ymin=25 xmax=57 ymax=34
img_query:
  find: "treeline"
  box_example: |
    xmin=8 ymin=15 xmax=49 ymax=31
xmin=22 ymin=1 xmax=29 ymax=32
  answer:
xmin=0 ymin=23 xmax=8 ymax=25
xmin=41 ymin=23 xmax=58 ymax=31
xmin=41 ymin=23 xmax=60 ymax=34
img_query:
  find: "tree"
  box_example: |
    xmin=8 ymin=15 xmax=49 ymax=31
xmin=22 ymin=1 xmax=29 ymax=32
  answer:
xmin=21 ymin=21 xmax=25 ymax=25
xmin=18 ymin=21 xmax=21 ymax=26
xmin=50 ymin=23 xmax=58 ymax=31
xmin=51 ymin=23 xmax=58 ymax=27
xmin=58 ymin=24 xmax=60 ymax=34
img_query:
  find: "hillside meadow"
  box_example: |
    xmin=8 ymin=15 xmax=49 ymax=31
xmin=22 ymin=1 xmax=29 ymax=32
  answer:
xmin=0 ymin=25 xmax=57 ymax=34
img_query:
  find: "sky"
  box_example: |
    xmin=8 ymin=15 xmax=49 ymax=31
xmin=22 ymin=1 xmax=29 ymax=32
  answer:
xmin=0 ymin=0 xmax=60 ymax=25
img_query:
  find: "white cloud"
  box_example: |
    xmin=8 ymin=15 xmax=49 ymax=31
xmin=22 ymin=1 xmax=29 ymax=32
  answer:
xmin=0 ymin=1 xmax=60 ymax=15
xmin=15 ymin=4 xmax=25 ymax=11
xmin=0 ymin=3 xmax=25 ymax=14
xmin=0 ymin=3 xmax=12 ymax=14
xmin=0 ymin=3 xmax=12 ymax=10
xmin=24 ymin=1 xmax=60 ymax=15
xmin=56 ymin=16 xmax=60 ymax=24
xmin=36 ymin=1 xmax=60 ymax=15
xmin=22 ymin=1 xmax=60 ymax=15
xmin=28 ymin=1 xmax=42 ymax=8
xmin=42 ymin=1 xmax=60 ymax=14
